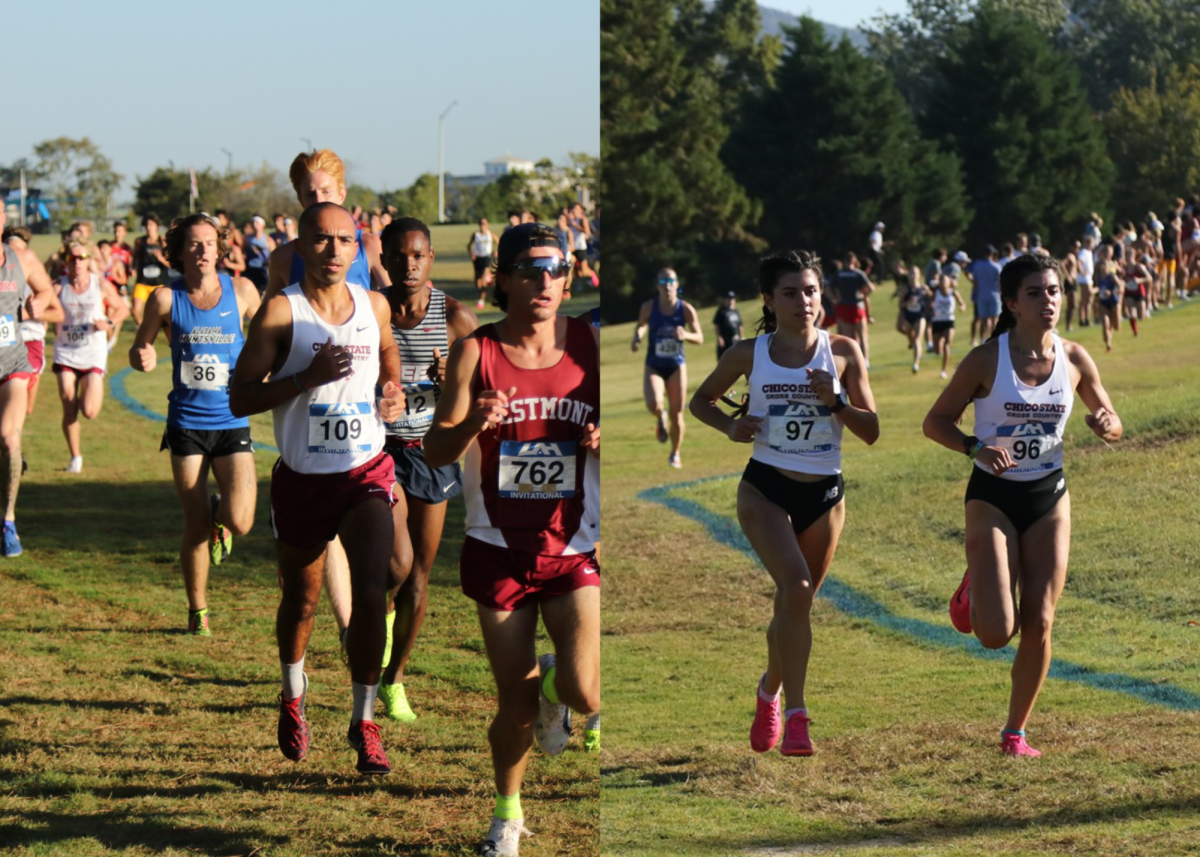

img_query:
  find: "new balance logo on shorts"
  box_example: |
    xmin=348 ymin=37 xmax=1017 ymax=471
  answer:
xmin=1055 ymin=477 xmax=1065 ymax=493
xmin=823 ymin=486 xmax=839 ymax=502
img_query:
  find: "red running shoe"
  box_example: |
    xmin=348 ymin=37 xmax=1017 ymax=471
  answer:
xmin=348 ymin=719 xmax=391 ymax=775
xmin=950 ymin=570 xmax=972 ymax=634
xmin=749 ymin=685 xmax=782 ymax=753
xmin=780 ymin=710 xmax=814 ymax=757
xmin=1000 ymin=731 xmax=1042 ymax=758
xmin=277 ymin=678 xmax=310 ymax=762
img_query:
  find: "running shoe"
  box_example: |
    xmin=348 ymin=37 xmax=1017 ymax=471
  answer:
xmin=949 ymin=570 xmax=972 ymax=634
xmin=476 ymin=298 xmax=486 ymax=310
xmin=584 ymin=713 xmax=600 ymax=753
xmin=479 ymin=816 xmax=533 ymax=857
xmin=347 ymin=719 xmax=390 ymax=774
xmin=1000 ymin=731 xmax=1042 ymax=758
xmin=668 ymin=452 xmax=682 ymax=469
xmin=65 ymin=456 xmax=82 ymax=474
xmin=939 ymin=371 xmax=948 ymax=379
xmin=382 ymin=609 xmax=395 ymax=668
xmin=655 ymin=413 xmax=668 ymax=443
xmin=534 ymin=653 xmax=571 ymax=756
xmin=750 ymin=684 xmax=782 ymax=753
xmin=1 ymin=520 xmax=21 ymax=557
xmin=379 ymin=682 xmax=417 ymax=722
xmin=187 ymin=608 xmax=211 ymax=636
xmin=278 ymin=674 xmax=310 ymax=762
xmin=780 ymin=710 xmax=814 ymax=757
xmin=209 ymin=494 xmax=231 ymax=565
xmin=911 ymin=361 xmax=919 ymax=374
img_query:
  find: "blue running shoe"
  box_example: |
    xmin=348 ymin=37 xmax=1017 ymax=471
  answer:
xmin=2 ymin=520 xmax=22 ymax=557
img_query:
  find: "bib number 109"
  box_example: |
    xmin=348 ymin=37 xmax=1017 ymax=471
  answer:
xmin=308 ymin=401 xmax=373 ymax=453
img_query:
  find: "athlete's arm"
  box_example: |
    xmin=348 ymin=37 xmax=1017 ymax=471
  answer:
xmin=429 ymin=297 xmax=481 ymax=385
xmin=679 ymin=302 xmax=704 ymax=344
xmin=362 ymin=232 xmax=392 ymax=291
xmin=223 ymin=244 xmax=247 ymax=274
xmin=954 ymin=288 xmax=966 ymax=311
xmin=264 ymin=242 xmax=295 ymax=303
xmin=923 ymin=342 xmax=1015 ymax=474
xmin=631 ymin=300 xmax=651 ymax=351
xmin=129 ymin=287 xmax=172 ymax=372
xmin=17 ymin=247 xmax=64 ymax=325
xmin=821 ymin=337 xmax=879 ymax=444
xmin=369 ymin=290 xmax=401 ymax=389
xmin=98 ymin=279 xmax=130 ymax=331
xmin=689 ymin=340 xmax=760 ymax=442
xmin=1067 ymin=341 xmax=1123 ymax=442
xmin=424 ymin=336 xmax=509 ymax=468
xmin=232 ymin=276 xmax=262 ymax=328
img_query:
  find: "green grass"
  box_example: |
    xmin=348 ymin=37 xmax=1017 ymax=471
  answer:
xmin=600 ymin=299 xmax=1200 ymax=856
xmin=0 ymin=246 xmax=597 ymax=856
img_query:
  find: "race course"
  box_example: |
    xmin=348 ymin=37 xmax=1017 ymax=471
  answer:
xmin=600 ymin=297 xmax=1200 ymax=857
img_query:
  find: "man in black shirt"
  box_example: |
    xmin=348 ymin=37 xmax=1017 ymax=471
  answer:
xmin=712 ymin=292 xmax=743 ymax=359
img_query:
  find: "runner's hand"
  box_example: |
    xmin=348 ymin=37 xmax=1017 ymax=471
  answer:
xmin=726 ymin=414 xmax=763 ymax=443
xmin=470 ymin=386 xmax=516 ymax=434
xmin=805 ymin=367 xmax=838 ymax=408
xmin=131 ymin=342 xmax=156 ymax=372
xmin=673 ymin=325 xmax=685 ymax=341
xmin=379 ymin=381 xmax=406 ymax=422
xmin=303 ymin=337 xmax=353 ymax=388
xmin=94 ymin=317 xmax=111 ymax=333
xmin=581 ymin=422 xmax=600 ymax=458
xmin=975 ymin=445 xmax=1015 ymax=475
xmin=1086 ymin=406 xmax=1120 ymax=441
xmin=427 ymin=347 xmax=446 ymax=385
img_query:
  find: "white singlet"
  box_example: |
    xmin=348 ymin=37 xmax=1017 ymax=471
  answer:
xmin=747 ymin=330 xmax=843 ymax=476
xmin=54 ymin=274 xmax=108 ymax=372
xmin=973 ymin=332 xmax=1073 ymax=482
xmin=471 ymin=231 xmax=493 ymax=258
xmin=19 ymin=276 xmax=46 ymax=345
xmin=932 ymin=291 xmax=955 ymax=323
xmin=271 ymin=283 xmax=386 ymax=474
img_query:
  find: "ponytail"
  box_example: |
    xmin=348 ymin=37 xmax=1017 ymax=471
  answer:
xmin=756 ymin=304 xmax=777 ymax=334
xmin=987 ymin=305 xmax=1016 ymax=342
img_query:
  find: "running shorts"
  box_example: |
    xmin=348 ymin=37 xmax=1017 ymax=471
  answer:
xmin=52 ymin=364 xmax=104 ymax=375
xmin=902 ymin=309 xmax=923 ymax=326
xmin=835 ymin=305 xmax=867 ymax=325
xmin=742 ymin=458 xmax=844 ymax=534
xmin=460 ymin=536 xmax=599 ymax=612
xmin=161 ymin=425 xmax=254 ymax=458
xmin=965 ymin=466 xmax=1066 ymax=534
xmin=132 ymin=282 xmax=160 ymax=304
xmin=386 ymin=440 xmax=463 ymax=504
xmin=270 ymin=451 xmax=397 ymax=550
xmin=25 ymin=341 xmax=45 ymax=375
xmin=472 ymin=256 xmax=491 ymax=279
xmin=931 ymin=320 xmax=955 ymax=335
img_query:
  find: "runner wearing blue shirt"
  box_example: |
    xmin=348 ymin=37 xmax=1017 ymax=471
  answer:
xmin=968 ymin=247 xmax=1003 ymax=345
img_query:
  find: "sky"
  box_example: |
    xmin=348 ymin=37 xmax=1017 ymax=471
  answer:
xmin=766 ymin=0 xmax=909 ymax=30
xmin=4 ymin=0 xmax=599 ymax=202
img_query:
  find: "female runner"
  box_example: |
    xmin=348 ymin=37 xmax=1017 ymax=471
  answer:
xmin=923 ymin=253 xmax=1121 ymax=757
xmin=690 ymin=250 xmax=878 ymax=756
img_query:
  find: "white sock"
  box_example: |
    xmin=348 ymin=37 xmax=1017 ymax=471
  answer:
xmin=281 ymin=657 xmax=305 ymax=700
xmin=784 ymin=707 xmax=807 ymax=720
xmin=758 ymin=674 xmax=780 ymax=703
xmin=352 ymin=681 xmax=378 ymax=722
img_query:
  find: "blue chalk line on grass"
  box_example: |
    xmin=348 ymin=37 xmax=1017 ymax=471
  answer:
xmin=110 ymin=367 xmax=280 ymax=453
xmin=640 ymin=475 xmax=1200 ymax=712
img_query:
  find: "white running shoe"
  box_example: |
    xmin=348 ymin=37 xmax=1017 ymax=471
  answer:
xmin=534 ymin=653 xmax=571 ymax=756
xmin=479 ymin=816 xmax=533 ymax=857
xmin=668 ymin=452 xmax=682 ymax=469
xmin=65 ymin=456 xmax=83 ymax=474
xmin=939 ymin=371 xmax=948 ymax=379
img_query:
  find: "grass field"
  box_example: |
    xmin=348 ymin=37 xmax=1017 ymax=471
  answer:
xmin=0 ymin=226 xmax=599 ymax=856
xmin=600 ymin=296 xmax=1200 ymax=856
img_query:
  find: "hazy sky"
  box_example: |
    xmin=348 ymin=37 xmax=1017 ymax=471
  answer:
xmin=767 ymin=0 xmax=909 ymax=30
xmin=5 ymin=0 xmax=599 ymax=201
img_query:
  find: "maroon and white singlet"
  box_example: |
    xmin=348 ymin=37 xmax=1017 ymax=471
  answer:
xmin=463 ymin=317 xmax=599 ymax=556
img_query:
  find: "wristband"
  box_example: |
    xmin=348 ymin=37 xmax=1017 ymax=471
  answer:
xmin=963 ymin=435 xmax=985 ymax=459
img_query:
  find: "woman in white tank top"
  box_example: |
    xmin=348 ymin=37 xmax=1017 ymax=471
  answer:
xmin=690 ymin=250 xmax=879 ymax=757
xmin=923 ymin=254 xmax=1122 ymax=758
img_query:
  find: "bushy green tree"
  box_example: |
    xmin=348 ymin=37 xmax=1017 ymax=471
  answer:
xmin=32 ymin=137 xmax=123 ymax=228
xmin=133 ymin=167 xmax=223 ymax=222
xmin=725 ymin=18 xmax=968 ymax=270
xmin=923 ymin=4 xmax=1113 ymax=252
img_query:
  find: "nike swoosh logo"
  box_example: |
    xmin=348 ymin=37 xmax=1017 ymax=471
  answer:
xmin=220 ymin=311 xmax=233 ymax=317
xmin=356 ymin=325 xmax=370 ymax=332
xmin=442 ymin=484 xmax=454 ymax=493
xmin=1050 ymin=389 xmax=1062 ymax=395
xmin=582 ymin=567 xmax=598 ymax=575
xmin=239 ymin=440 xmax=249 ymax=445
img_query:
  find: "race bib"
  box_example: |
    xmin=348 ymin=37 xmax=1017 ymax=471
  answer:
xmin=181 ymin=356 xmax=229 ymax=391
xmin=385 ymin=380 xmax=438 ymax=432
xmin=0 ymin=314 xmax=15 ymax=347
xmin=767 ymin=402 xmax=835 ymax=455
xmin=994 ymin=422 xmax=1063 ymax=473
xmin=63 ymin=324 xmax=90 ymax=344
xmin=308 ymin=401 xmax=374 ymax=454
xmin=142 ymin=264 xmax=162 ymax=279
xmin=498 ymin=440 xmax=577 ymax=499
xmin=655 ymin=338 xmax=682 ymax=358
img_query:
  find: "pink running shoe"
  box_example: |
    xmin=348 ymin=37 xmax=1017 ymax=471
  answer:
xmin=1000 ymin=731 xmax=1041 ymax=758
xmin=949 ymin=570 xmax=972 ymax=634
xmin=749 ymin=687 xmax=782 ymax=753
xmin=780 ymin=711 xmax=814 ymax=757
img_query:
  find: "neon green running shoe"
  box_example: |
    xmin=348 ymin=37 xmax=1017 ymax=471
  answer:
xmin=379 ymin=682 xmax=417 ymax=722
xmin=209 ymin=494 xmax=231 ymax=565
xmin=188 ymin=608 xmax=211 ymax=637
xmin=584 ymin=713 xmax=600 ymax=753
xmin=382 ymin=609 xmax=396 ymax=668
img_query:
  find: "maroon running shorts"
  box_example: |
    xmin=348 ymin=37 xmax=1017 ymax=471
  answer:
xmin=460 ymin=536 xmax=600 ymax=612
xmin=270 ymin=451 xmax=397 ymax=550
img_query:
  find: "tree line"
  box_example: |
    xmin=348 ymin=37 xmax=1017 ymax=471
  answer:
xmin=601 ymin=0 xmax=1200 ymax=320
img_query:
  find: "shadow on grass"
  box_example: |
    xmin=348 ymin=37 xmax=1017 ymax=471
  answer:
xmin=0 ymin=809 xmax=284 ymax=854
xmin=0 ymin=696 xmax=172 ymax=714
xmin=123 ymin=667 xmax=266 ymax=687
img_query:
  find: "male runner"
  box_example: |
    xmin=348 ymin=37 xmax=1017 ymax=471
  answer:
xmin=469 ymin=217 xmax=499 ymax=310
xmin=425 ymin=223 xmax=600 ymax=857
xmin=129 ymin=213 xmax=261 ymax=635
xmin=378 ymin=217 xmax=479 ymax=721
xmin=230 ymin=202 xmax=404 ymax=775
xmin=131 ymin=215 xmax=170 ymax=324
xmin=3 ymin=225 xmax=62 ymax=424
xmin=244 ymin=215 xmax=275 ymax=294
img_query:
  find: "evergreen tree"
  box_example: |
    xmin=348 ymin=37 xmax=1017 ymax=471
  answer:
xmin=725 ymin=18 xmax=968 ymax=270
xmin=923 ymin=4 xmax=1113 ymax=252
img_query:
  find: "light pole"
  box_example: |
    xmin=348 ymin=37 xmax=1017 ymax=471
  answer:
xmin=220 ymin=148 xmax=233 ymax=174
xmin=438 ymin=100 xmax=458 ymax=224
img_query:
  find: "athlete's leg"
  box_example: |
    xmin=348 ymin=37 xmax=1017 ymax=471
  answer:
xmin=170 ymin=454 xmax=214 ymax=611
xmin=384 ymin=494 xmax=447 ymax=685
xmin=911 ymin=318 xmax=925 ymax=368
xmin=1007 ymin=493 xmax=1071 ymax=732
xmin=738 ymin=480 xmax=817 ymax=712
xmin=1101 ymin=306 xmax=1114 ymax=350
xmin=856 ymin=319 xmax=869 ymax=363
xmin=25 ymin=373 xmax=39 ymax=417
xmin=964 ymin=500 xmax=1022 ymax=648
xmin=665 ymin=365 xmax=687 ymax=458
xmin=0 ymin=379 xmax=29 ymax=521
xmin=210 ymin=452 xmax=256 ymax=537
xmin=57 ymin=369 xmax=82 ymax=460
xmin=132 ymin=294 xmax=147 ymax=326
xmin=539 ymin=585 xmax=601 ymax=718
xmin=477 ymin=602 xmax=540 ymax=797
xmin=642 ymin=366 xmax=665 ymax=418
xmin=324 ymin=535 xmax=353 ymax=633
xmin=277 ymin=541 xmax=328 ymax=664
xmin=1065 ymin=289 xmax=1076 ymax=331
xmin=77 ymin=371 xmax=105 ymax=420
xmin=941 ymin=328 xmax=954 ymax=375
xmin=338 ymin=497 xmax=393 ymax=687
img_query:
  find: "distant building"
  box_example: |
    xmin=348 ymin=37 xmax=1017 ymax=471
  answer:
xmin=484 ymin=154 xmax=535 ymax=177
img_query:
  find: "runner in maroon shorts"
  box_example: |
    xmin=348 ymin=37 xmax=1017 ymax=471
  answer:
xmin=424 ymin=223 xmax=599 ymax=857
xmin=230 ymin=202 xmax=405 ymax=776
